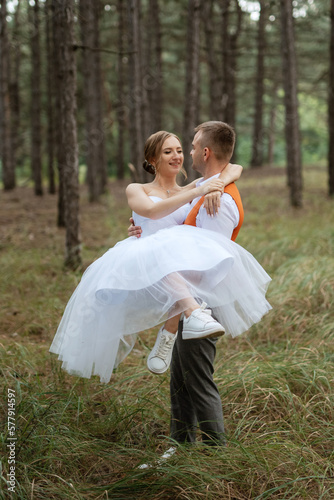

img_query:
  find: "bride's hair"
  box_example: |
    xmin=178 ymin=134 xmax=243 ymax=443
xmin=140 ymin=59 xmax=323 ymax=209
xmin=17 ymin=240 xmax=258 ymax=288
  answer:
xmin=143 ymin=131 xmax=187 ymax=178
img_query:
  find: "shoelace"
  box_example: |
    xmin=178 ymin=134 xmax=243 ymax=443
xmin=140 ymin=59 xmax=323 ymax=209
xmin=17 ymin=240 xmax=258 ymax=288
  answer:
xmin=154 ymin=334 xmax=175 ymax=360
xmin=187 ymin=302 xmax=212 ymax=324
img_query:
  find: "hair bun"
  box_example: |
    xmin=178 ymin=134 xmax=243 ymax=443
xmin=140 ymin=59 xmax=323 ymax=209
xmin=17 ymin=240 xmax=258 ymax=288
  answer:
xmin=143 ymin=159 xmax=156 ymax=175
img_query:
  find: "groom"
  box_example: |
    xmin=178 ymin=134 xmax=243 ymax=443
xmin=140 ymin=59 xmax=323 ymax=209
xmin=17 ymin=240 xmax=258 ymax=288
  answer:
xmin=129 ymin=121 xmax=243 ymax=446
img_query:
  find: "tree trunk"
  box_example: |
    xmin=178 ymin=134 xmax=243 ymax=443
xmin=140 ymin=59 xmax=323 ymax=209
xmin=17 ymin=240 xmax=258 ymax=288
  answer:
xmin=221 ymin=0 xmax=242 ymax=130
xmin=116 ymin=0 xmax=125 ymax=180
xmin=95 ymin=3 xmax=108 ymax=196
xmin=79 ymin=0 xmax=107 ymax=202
xmin=51 ymin=3 xmax=65 ymax=226
xmin=30 ymin=0 xmax=43 ymax=196
xmin=45 ymin=0 xmax=56 ymax=194
xmin=221 ymin=0 xmax=230 ymax=123
xmin=228 ymin=0 xmax=242 ymax=130
xmin=9 ymin=0 xmax=21 ymax=177
xmin=250 ymin=0 xmax=266 ymax=168
xmin=53 ymin=0 xmax=81 ymax=269
xmin=280 ymin=0 xmax=303 ymax=207
xmin=203 ymin=0 xmax=222 ymax=120
xmin=148 ymin=0 xmax=163 ymax=132
xmin=0 ymin=0 xmax=15 ymax=190
xmin=329 ymin=0 xmax=334 ymax=196
xmin=182 ymin=0 xmax=201 ymax=181
xmin=267 ymin=82 xmax=278 ymax=167
xmin=127 ymin=0 xmax=145 ymax=181
xmin=140 ymin=3 xmax=151 ymax=144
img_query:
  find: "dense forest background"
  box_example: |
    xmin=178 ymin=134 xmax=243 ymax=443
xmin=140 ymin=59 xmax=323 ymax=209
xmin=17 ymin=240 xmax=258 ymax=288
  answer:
xmin=1 ymin=0 xmax=333 ymax=267
xmin=1 ymin=2 xmax=334 ymax=498
xmin=0 ymin=0 xmax=331 ymax=183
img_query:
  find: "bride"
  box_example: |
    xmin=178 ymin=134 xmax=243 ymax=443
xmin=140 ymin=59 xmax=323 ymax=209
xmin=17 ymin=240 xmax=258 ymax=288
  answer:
xmin=50 ymin=130 xmax=271 ymax=383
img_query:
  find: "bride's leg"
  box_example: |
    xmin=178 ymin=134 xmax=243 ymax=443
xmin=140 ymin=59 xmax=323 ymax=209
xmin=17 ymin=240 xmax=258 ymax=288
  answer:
xmin=164 ymin=315 xmax=181 ymax=335
xmin=164 ymin=297 xmax=203 ymax=334
xmin=163 ymin=272 xmax=204 ymax=321
xmin=147 ymin=273 xmax=225 ymax=376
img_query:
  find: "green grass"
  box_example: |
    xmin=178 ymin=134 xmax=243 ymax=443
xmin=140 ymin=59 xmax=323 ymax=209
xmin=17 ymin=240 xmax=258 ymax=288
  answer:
xmin=1 ymin=168 xmax=334 ymax=499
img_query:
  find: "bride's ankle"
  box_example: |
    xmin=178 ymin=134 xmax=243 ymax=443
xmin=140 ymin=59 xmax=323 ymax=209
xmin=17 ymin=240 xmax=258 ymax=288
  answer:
xmin=183 ymin=305 xmax=199 ymax=318
xmin=162 ymin=327 xmax=177 ymax=335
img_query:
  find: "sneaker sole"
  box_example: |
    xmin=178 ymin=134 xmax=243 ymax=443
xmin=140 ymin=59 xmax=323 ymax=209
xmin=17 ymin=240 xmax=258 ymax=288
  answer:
xmin=182 ymin=327 xmax=225 ymax=340
xmin=147 ymin=364 xmax=169 ymax=375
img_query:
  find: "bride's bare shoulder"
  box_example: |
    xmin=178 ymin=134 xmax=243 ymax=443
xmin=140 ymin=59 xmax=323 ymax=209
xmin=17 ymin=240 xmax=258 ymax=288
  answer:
xmin=125 ymin=182 xmax=153 ymax=197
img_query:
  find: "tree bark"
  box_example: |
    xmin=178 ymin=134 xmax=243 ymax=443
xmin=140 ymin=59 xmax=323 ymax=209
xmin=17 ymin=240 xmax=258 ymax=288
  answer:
xmin=127 ymin=0 xmax=145 ymax=181
xmin=116 ymin=0 xmax=125 ymax=180
xmin=0 ymin=0 xmax=15 ymax=190
xmin=148 ymin=0 xmax=163 ymax=132
xmin=53 ymin=0 xmax=81 ymax=269
xmin=221 ymin=0 xmax=242 ymax=130
xmin=51 ymin=1 xmax=65 ymax=226
xmin=29 ymin=0 xmax=43 ymax=196
xmin=45 ymin=0 xmax=56 ymax=194
xmin=140 ymin=3 xmax=151 ymax=144
xmin=250 ymin=0 xmax=266 ymax=168
xmin=182 ymin=0 xmax=201 ymax=181
xmin=329 ymin=0 xmax=334 ymax=196
xmin=203 ymin=0 xmax=222 ymax=120
xmin=267 ymin=82 xmax=278 ymax=167
xmin=79 ymin=0 xmax=107 ymax=202
xmin=280 ymin=0 xmax=303 ymax=207
xmin=9 ymin=0 xmax=21 ymax=177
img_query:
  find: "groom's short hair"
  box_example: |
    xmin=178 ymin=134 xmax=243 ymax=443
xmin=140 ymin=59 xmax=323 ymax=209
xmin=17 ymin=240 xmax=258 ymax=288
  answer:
xmin=194 ymin=121 xmax=235 ymax=162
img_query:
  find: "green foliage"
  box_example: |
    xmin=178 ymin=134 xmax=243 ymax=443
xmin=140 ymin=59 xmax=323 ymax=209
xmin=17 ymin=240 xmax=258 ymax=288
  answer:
xmin=2 ymin=0 xmax=330 ymax=181
xmin=1 ymin=168 xmax=334 ymax=498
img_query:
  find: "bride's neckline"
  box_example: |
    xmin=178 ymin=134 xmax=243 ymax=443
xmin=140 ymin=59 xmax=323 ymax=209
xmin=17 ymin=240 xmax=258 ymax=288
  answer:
xmin=149 ymin=182 xmax=181 ymax=198
xmin=149 ymin=195 xmax=163 ymax=201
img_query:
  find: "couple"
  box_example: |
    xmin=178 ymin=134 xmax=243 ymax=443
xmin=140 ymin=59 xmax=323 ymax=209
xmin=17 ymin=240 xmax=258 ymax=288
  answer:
xmin=50 ymin=121 xmax=271 ymax=445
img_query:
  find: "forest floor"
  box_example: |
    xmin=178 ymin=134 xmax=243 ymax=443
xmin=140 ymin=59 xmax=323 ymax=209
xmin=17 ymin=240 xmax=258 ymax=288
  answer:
xmin=1 ymin=166 xmax=334 ymax=499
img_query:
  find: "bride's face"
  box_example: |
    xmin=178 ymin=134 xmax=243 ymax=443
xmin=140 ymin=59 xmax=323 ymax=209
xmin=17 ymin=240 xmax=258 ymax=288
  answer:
xmin=155 ymin=136 xmax=184 ymax=176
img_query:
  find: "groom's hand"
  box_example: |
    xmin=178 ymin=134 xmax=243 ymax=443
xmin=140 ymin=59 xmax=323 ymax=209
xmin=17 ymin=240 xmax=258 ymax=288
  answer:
xmin=128 ymin=217 xmax=142 ymax=238
xmin=204 ymin=190 xmax=223 ymax=217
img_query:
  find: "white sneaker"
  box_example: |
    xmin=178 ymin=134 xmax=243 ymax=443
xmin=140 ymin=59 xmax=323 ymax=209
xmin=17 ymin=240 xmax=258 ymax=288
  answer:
xmin=182 ymin=302 xmax=225 ymax=340
xmin=158 ymin=447 xmax=177 ymax=461
xmin=138 ymin=447 xmax=177 ymax=469
xmin=147 ymin=327 xmax=177 ymax=374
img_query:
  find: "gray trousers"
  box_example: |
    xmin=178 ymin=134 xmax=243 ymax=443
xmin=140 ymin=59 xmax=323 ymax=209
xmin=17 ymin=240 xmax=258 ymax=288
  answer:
xmin=170 ymin=320 xmax=225 ymax=445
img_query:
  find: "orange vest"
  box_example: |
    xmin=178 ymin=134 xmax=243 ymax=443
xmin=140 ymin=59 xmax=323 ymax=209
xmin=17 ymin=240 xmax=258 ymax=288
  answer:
xmin=184 ymin=182 xmax=244 ymax=242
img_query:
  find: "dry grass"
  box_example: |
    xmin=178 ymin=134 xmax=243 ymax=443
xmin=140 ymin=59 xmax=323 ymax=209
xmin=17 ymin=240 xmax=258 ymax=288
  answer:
xmin=1 ymin=167 xmax=334 ymax=499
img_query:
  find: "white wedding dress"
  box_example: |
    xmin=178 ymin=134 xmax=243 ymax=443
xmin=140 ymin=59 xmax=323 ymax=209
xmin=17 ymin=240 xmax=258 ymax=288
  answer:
xmin=50 ymin=196 xmax=272 ymax=383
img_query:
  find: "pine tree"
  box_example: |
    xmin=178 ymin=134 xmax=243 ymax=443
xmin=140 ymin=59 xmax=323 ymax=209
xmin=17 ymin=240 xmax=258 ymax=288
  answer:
xmin=53 ymin=0 xmax=81 ymax=269
xmin=0 ymin=0 xmax=15 ymax=190
xmin=280 ymin=0 xmax=303 ymax=207
xmin=182 ymin=0 xmax=200 ymax=180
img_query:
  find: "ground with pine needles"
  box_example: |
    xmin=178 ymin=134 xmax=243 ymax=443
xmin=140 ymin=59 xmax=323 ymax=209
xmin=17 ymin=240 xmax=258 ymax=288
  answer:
xmin=1 ymin=166 xmax=334 ymax=499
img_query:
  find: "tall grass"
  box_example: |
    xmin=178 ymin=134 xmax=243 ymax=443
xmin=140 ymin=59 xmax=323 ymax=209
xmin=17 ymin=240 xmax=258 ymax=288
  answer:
xmin=1 ymin=168 xmax=333 ymax=499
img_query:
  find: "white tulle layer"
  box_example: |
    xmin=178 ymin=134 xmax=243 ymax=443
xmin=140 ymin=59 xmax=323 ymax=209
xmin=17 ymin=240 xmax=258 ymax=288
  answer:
xmin=50 ymin=225 xmax=271 ymax=383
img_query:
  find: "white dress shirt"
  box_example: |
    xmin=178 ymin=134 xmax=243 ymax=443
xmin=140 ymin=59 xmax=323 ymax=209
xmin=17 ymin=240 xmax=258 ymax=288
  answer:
xmin=188 ymin=174 xmax=240 ymax=239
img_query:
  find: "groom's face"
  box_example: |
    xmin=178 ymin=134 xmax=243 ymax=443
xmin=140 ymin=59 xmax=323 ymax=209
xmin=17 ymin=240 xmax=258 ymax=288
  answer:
xmin=190 ymin=131 xmax=206 ymax=175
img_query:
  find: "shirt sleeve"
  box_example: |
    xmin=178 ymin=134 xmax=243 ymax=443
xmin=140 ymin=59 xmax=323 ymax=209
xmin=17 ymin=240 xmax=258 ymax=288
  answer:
xmin=196 ymin=193 xmax=239 ymax=239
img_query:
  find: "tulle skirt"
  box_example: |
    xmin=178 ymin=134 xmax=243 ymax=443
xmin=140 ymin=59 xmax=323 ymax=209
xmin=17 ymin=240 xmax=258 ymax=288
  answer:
xmin=50 ymin=225 xmax=272 ymax=383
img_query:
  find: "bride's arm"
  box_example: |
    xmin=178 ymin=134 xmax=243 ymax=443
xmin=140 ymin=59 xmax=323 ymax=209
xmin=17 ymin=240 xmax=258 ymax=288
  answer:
xmin=181 ymin=162 xmax=242 ymax=192
xmin=219 ymin=162 xmax=243 ymax=185
xmin=204 ymin=163 xmax=243 ymax=216
xmin=126 ymin=179 xmax=225 ymax=220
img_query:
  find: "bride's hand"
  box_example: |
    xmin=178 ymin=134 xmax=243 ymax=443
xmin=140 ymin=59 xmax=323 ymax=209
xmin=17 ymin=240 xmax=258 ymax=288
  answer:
xmin=204 ymin=190 xmax=223 ymax=216
xmin=198 ymin=179 xmax=225 ymax=197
